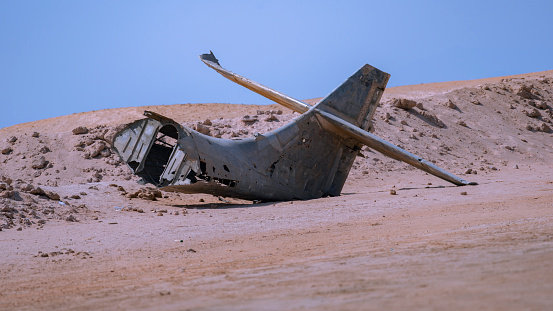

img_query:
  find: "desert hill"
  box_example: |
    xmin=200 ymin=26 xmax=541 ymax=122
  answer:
xmin=1 ymin=68 xmax=552 ymax=211
xmin=1 ymin=70 xmax=552 ymax=310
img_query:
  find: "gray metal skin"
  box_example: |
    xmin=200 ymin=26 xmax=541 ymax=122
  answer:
xmin=112 ymin=52 xmax=475 ymax=202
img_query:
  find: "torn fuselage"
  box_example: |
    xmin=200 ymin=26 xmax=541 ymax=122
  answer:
xmin=112 ymin=110 xmax=358 ymax=201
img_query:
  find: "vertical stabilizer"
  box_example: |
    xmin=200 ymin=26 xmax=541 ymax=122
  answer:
xmin=313 ymin=65 xmax=390 ymax=194
xmin=315 ymin=64 xmax=390 ymax=132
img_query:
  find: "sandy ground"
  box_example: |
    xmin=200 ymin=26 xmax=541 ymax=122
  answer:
xmin=1 ymin=70 xmax=553 ymax=310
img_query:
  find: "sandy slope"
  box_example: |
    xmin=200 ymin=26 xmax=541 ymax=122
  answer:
xmin=1 ymin=70 xmax=553 ymax=310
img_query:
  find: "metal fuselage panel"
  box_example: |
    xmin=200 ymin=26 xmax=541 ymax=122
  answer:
xmin=112 ymin=110 xmax=355 ymax=201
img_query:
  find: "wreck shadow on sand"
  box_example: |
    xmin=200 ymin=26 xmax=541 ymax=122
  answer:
xmin=170 ymin=201 xmax=278 ymax=210
xmin=398 ymin=185 xmax=449 ymax=191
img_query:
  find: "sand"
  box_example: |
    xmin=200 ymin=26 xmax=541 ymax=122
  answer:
xmin=1 ymin=70 xmax=553 ymax=310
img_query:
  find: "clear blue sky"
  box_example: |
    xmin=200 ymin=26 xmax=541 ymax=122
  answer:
xmin=1 ymin=0 xmax=552 ymax=129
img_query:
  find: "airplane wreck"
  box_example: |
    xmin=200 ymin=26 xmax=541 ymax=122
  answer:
xmin=111 ymin=52 xmax=476 ymax=201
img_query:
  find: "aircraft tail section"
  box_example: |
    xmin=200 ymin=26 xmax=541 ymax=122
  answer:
xmin=306 ymin=65 xmax=389 ymax=195
xmin=315 ymin=64 xmax=389 ymax=132
xmin=200 ymin=52 xmax=475 ymax=188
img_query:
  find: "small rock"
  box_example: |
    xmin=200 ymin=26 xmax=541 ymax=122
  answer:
xmin=7 ymin=136 xmax=17 ymax=144
xmin=513 ymin=84 xmax=534 ymax=99
xmin=525 ymin=108 xmax=541 ymax=118
xmin=39 ymin=146 xmax=50 ymax=154
xmin=203 ymin=119 xmax=212 ymax=126
xmin=90 ymin=171 xmax=102 ymax=182
xmin=195 ymin=123 xmax=211 ymax=135
xmin=391 ymin=98 xmax=417 ymax=110
xmin=44 ymin=191 xmax=60 ymax=200
xmin=265 ymin=115 xmax=279 ymax=122
xmin=445 ymin=99 xmax=457 ymax=109
xmin=419 ymin=111 xmax=445 ymax=128
xmin=535 ymin=101 xmax=548 ymax=110
xmin=460 ymin=191 xmax=467 ymax=195
xmin=88 ymin=141 xmax=106 ymax=158
xmin=1 ymin=176 xmax=12 ymax=185
xmin=241 ymin=115 xmax=258 ymax=125
xmin=31 ymin=156 xmax=48 ymax=169
xmin=539 ymin=122 xmax=551 ymax=133
xmin=31 ymin=132 xmax=40 ymax=137
xmin=457 ymin=120 xmax=468 ymax=127
xmin=29 ymin=186 xmax=45 ymax=195
xmin=1 ymin=147 xmax=13 ymax=155
xmin=72 ymin=127 xmax=89 ymax=135
xmin=0 ymin=190 xmax=13 ymax=198
xmin=65 ymin=215 xmax=77 ymax=222
xmin=100 ymin=148 xmax=111 ymax=157
xmin=390 ymin=189 xmax=397 ymax=195
xmin=211 ymin=129 xmax=222 ymax=138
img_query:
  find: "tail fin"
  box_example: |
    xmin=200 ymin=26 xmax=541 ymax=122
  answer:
xmin=305 ymin=65 xmax=389 ymax=195
xmin=314 ymin=66 xmax=474 ymax=186
xmin=315 ymin=64 xmax=389 ymax=132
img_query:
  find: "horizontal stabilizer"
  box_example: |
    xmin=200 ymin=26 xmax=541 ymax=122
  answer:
xmin=314 ymin=109 xmax=476 ymax=186
xmin=199 ymin=52 xmax=311 ymax=114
